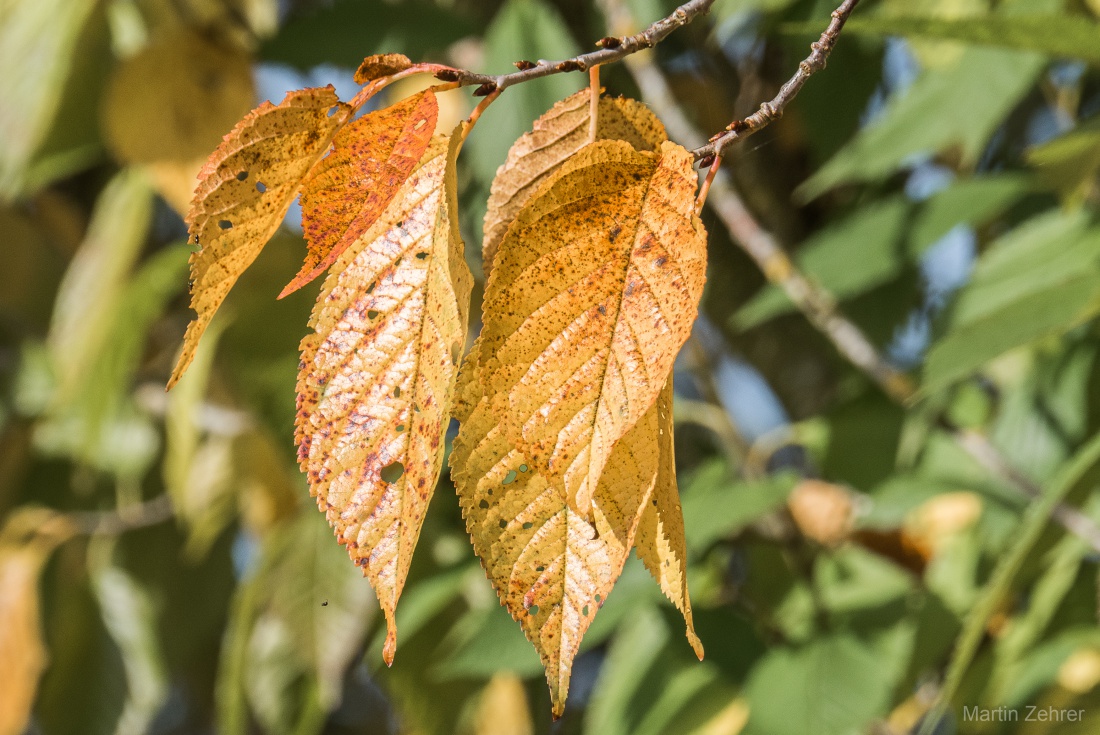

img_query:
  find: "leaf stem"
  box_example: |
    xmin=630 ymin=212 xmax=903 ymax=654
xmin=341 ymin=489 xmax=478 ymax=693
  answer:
xmin=460 ymin=88 xmax=503 ymax=145
xmin=693 ymin=154 xmax=721 ymax=215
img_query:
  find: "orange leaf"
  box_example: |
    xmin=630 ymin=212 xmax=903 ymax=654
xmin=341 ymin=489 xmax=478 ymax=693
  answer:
xmin=296 ymin=130 xmax=471 ymax=665
xmin=451 ymin=349 xmax=658 ymax=718
xmin=169 ymin=86 xmax=350 ymax=388
xmin=635 ymin=379 xmax=703 ymax=659
xmin=281 ymin=90 xmax=439 ymax=297
xmin=482 ymin=88 xmax=667 ymax=270
xmin=478 ymin=140 xmax=707 ymax=516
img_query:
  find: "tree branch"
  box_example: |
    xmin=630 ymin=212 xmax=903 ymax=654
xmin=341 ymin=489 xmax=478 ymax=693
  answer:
xmin=433 ymin=0 xmax=717 ymax=93
xmin=601 ymin=0 xmax=1100 ymax=554
xmin=692 ymin=0 xmax=862 ymax=162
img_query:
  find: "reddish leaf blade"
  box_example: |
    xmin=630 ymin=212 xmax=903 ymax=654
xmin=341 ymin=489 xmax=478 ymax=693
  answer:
xmin=295 ymin=132 xmax=471 ymax=664
xmin=280 ymin=90 xmax=439 ymax=297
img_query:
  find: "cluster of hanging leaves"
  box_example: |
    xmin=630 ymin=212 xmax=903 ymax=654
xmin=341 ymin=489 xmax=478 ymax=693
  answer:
xmin=169 ymin=54 xmax=708 ymax=717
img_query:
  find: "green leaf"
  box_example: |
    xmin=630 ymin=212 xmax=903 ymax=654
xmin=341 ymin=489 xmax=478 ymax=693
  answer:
xmin=91 ymin=558 xmax=169 ymax=735
xmin=222 ymin=511 xmax=376 ymax=735
xmin=908 ymin=173 xmax=1034 ymax=254
xmin=364 ymin=563 xmax=472 ymax=662
xmin=434 ymin=603 xmax=544 ymax=679
xmin=681 ymin=462 xmax=796 ymax=553
xmin=263 ymin=512 xmax=376 ymax=709
xmin=828 ymin=14 xmax=1100 ymax=66
xmin=823 ymin=394 xmax=905 ymax=491
xmin=0 ymin=0 xmax=99 ymax=197
xmin=164 ymin=311 xmax=235 ymax=560
xmin=1028 ymin=117 xmax=1100 ymax=197
xmin=815 ymin=546 xmax=914 ymax=614
xmin=47 ymin=169 xmax=153 ymax=409
xmin=927 ymin=430 xmax=1100 ymax=728
xmin=735 ymin=196 xmax=911 ymax=329
xmin=584 ymin=606 xmax=669 ymax=735
xmin=923 ymin=212 xmax=1100 ymax=391
xmin=798 ymin=47 xmax=1043 ymax=199
xmin=735 ymin=174 xmax=1030 ymax=328
xmin=743 ymin=632 xmax=898 ymax=735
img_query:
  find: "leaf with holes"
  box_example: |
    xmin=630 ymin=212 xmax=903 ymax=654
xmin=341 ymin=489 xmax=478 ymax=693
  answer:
xmin=281 ymin=89 xmax=439 ymax=298
xmin=295 ymin=129 xmax=471 ymax=666
xmin=450 ymin=349 xmax=659 ymax=718
xmin=478 ymin=139 xmax=706 ymax=516
xmin=636 ymin=379 xmax=703 ymax=659
xmin=169 ymin=86 xmax=351 ymax=388
xmin=481 ymin=88 xmax=667 ymax=270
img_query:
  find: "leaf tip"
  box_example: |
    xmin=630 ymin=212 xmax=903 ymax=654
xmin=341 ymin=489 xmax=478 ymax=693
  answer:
xmin=276 ymin=280 xmax=302 ymax=300
xmin=279 ymin=263 xmax=325 ymax=299
xmin=382 ymin=613 xmax=397 ymax=667
xmin=689 ymin=631 xmax=705 ymax=661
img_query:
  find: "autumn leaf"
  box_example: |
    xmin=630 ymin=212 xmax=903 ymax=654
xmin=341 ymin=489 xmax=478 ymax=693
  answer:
xmin=169 ymin=85 xmax=351 ymax=388
xmin=354 ymin=53 xmax=414 ymax=85
xmin=478 ymin=139 xmax=707 ymax=516
xmin=0 ymin=547 xmax=48 ymax=735
xmin=0 ymin=511 xmax=73 ymax=735
xmin=481 ymin=88 xmax=667 ymax=270
xmin=451 ymin=350 xmax=659 ymax=718
xmin=101 ymin=28 xmax=254 ymax=166
xmin=281 ymin=90 xmax=439 ymax=297
xmin=295 ymin=129 xmax=472 ymax=666
xmin=635 ymin=379 xmax=703 ymax=659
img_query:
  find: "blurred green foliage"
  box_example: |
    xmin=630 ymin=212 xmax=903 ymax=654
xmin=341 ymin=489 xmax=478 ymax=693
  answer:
xmin=5 ymin=0 xmax=1100 ymax=733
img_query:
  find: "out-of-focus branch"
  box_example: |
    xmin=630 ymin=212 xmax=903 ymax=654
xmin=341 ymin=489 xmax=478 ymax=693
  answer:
xmin=601 ymin=0 xmax=1100 ymax=553
xmin=66 ymin=495 xmax=175 ymax=536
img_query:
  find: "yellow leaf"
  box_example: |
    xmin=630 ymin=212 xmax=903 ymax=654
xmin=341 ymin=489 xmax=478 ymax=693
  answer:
xmin=0 ymin=548 xmax=47 ymax=735
xmin=451 ymin=351 xmax=659 ymax=718
xmin=474 ymin=673 xmax=534 ymax=735
xmin=101 ymin=29 xmax=254 ymax=166
xmin=282 ymin=90 xmax=439 ymax=297
xmin=0 ymin=510 xmax=73 ymax=735
xmin=635 ymin=379 xmax=704 ymax=659
xmin=479 ymin=139 xmax=706 ymax=516
xmin=481 ymin=88 xmax=667 ymax=270
xmin=295 ymin=130 xmax=471 ymax=666
xmin=169 ymin=85 xmax=351 ymax=389
xmin=0 ymin=0 xmax=98 ymax=197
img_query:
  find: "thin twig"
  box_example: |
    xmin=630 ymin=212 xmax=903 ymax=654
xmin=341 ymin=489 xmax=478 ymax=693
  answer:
xmin=603 ymin=0 xmax=1100 ymax=553
xmin=460 ymin=88 xmax=503 ymax=144
xmin=432 ymin=0 xmax=717 ymax=93
xmin=692 ymin=0 xmax=862 ymax=161
xmin=695 ymin=154 xmax=722 ymax=215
